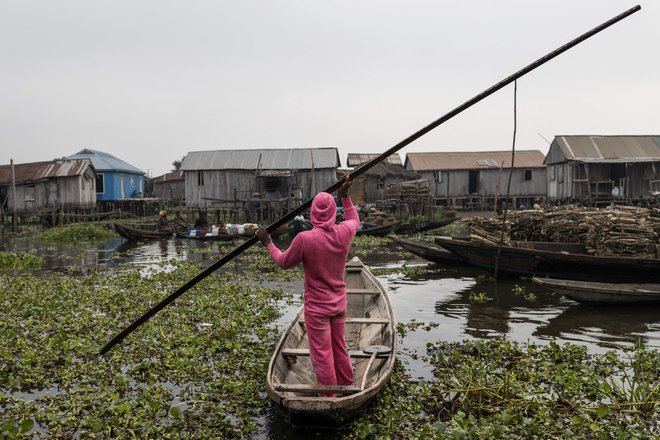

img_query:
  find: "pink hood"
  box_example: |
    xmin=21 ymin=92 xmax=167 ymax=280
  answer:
xmin=311 ymin=192 xmax=336 ymax=230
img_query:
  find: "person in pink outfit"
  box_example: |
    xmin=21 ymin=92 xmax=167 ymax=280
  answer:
xmin=256 ymin=177 xmax=359 ymax=396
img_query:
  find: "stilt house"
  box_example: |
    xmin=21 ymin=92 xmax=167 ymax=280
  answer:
xmin=0 ymin=159 xmax=97 ymax=214
xmin=66 ymin=149 xmax=145 ymax=201
xmin=181 ymin=148 xmax=341 ymax=210
xmin=544 ymin=135 xmax=660 ymax=205
xmin=404 ymin=150 xmax=547 ymax=210
xmin=151 ymin=170 xmax=185 ymax=201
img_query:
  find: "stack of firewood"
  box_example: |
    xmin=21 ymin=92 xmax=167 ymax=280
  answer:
xmin=540 ymin=206 xmax=600 ymax=243
xmin=509 ymin=209 xmax=545 ymax=241
xmin=464 ymin=217 xmax=511 ymax=245
xmin=384 ymin=179 xmax=432 ymax=202
xmin=585 ymin=206 xmax=657 ymax=256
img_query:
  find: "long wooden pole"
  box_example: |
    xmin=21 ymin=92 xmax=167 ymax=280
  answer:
xmin=100 ymin=5 xmax=641 ymax=355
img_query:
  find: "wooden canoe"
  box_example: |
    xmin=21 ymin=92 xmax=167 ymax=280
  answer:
xmin=434 ymin=236 xmax=660 ymax=283
xmin=356 ymin=221 xmax=403 ymax=237
xmin=532 ymin=277 xmax=660 ymax=304
xmin=266 ymin=257 xmax=396 ymax=425
xmin=113 ymin=223 xmax=174 ymax=241
xmin=393 ymin=217 xmax=458 ymax=234
xmin=388 ymin=235 xmax=465 ymax=264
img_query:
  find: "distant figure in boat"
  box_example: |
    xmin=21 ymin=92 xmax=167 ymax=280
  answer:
xmin=256 ymin=177 xmax=359 ymax=397
xmin=173 ymin=211 xmax=187 ymax=229
xmin=194 ymin=213 xmax=209 ymax=229
xmin=158 ymin=210 xmax=169 ymax=231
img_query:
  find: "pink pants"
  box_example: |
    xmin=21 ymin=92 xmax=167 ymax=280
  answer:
xmin=304 ymin=308 xmax=354 ymax=397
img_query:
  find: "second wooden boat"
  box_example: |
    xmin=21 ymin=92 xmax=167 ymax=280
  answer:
xmin=356 ymin=221 xmax=403 ymax=237
xmin=532 ymin=277 xmax=660 ymax=304
xmin=113 ymin=223 xmax=174 ymax=241
xmin=389 ymin=235 xmax=465 ymax=264
xmin=434 ymin=236 xmax=660 ymax=283
xmin=266 ymin=257 xmax=396 ymax=425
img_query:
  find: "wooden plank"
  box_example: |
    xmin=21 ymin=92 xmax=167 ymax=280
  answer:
xmin=347 ymin=288 xmax=381 ymax=296
xmin=281 ymin=348 xmax=389 ymax=359
xmin=275 ymin=384 xmax=362 ymax=394
xmin=299 ymin=317 xmax=389 ymax=325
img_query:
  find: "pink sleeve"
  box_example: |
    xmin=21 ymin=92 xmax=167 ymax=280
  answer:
xmin=341 ymin=196 xmax=360 ymax=234
xmin=266 ymin=235 xmax=304 ymax=269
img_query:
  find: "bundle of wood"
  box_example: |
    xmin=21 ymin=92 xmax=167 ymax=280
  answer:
xmin=585 ymin=206 xmax=657 ymax=256
xmin=361 ymin=208 xmax=397 ymax=226
xmin=509 ymin=209 xmax=545 ymax=241
xmin=464 ymin=217 xmax=511 ymax=245
xmin=646 ymin=208 xmax=660 ymax=237
xmin=384 ymin=179 xmax=431 ymax=202
xmin=540 ymin=206 xmax=600 ymax=243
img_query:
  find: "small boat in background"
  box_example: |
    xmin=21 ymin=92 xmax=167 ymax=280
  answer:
xmin=389 ymin=235 xmax=465 ymax=264
xmin=113 ymin=223 xmax=174 ymax=241
xmin=393 ymin=217 xmax=458 ymax=234
xmin=266 ymin=257 xmax=396 ymax=425
xmin=532 ymin=277 xmax=660 ymax=305
xmin=356 ymin=221 xmax=402 ymax=237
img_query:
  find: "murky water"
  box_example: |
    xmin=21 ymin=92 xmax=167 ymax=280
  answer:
xmin=4 ymin=234 xmax=660 ymax=436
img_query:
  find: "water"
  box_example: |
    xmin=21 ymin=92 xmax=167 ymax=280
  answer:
xmin=4 ymin=235 xmax=660 ymax=436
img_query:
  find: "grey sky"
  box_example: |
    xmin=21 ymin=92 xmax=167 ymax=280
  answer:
xmin=1 ymin=1 xmax=657 ymax=177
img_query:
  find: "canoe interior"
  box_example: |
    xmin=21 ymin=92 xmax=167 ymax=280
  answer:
xmin=113 ymin=223 xmax=173 ymax=240
xmin=267 ymin=257 xmax=396 ymax=425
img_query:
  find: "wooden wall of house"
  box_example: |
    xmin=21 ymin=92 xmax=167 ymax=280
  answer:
xmin=479 ymin=168 xmax=547 ymax=197
xmin=548 ymin=161 xmax=660 ymax=202
xmin=184 ymin=169 xmax=337 ymax=208
xmin=154 ymin=181 xmax=185 ymax=201
xmin=425 ymin=168 xmax=546 ymax=198
xmin=8 ymin=174 xmax=96 ymax=214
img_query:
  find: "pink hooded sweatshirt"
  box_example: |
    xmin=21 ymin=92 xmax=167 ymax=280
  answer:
xmin=265 ymin=193 xmax=359 ymax=315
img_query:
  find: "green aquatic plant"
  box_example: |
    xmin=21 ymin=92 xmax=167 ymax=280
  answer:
xmin=344 ymin=339 xmax=658 ymax=439
xmin=0 ymin=251 xmax=42 ymax=273
xmin=468 ymin=291 xmax=490 ymax=304
xmin=36 ymin=224 xmax=116 ymax=241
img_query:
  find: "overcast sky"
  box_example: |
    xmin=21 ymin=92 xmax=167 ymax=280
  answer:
xmin=1 ymin=1 xmax=657 ymax=177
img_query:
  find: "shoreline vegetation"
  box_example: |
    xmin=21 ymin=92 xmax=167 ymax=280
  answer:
xmin=1 ymin=237 xmax=658 ymax=438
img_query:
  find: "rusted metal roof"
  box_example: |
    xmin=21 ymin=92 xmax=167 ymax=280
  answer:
xmin=67 ymin=148 xmax=145 ymax=174
xmin=405 ymin=150 xmax=545 ymax=171
xmin=547 ymin=135 xmax=660 ymax=164
xmin=347 ymin=153 xmax=402 ymax=167
xmin=181 ymin=148 xmax=340 ymax=171
xmin=0 ymin=159 xmax=95 ymax=185
xmin=151 ymin=170 xmax=184 ymax=182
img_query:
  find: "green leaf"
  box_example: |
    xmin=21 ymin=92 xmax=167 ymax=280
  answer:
xmin=596 ymin=405 xmax=610 ymax=418
xmin=19 ymin=419 xmax=33 ymax=433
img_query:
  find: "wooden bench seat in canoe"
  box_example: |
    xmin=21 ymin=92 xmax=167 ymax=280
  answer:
xmin=281 ymin=348 xmax=390 ymax=359
xmin=274 ymin=384 xmax=362 ymax=394
xmin=298 ymin=317 xmax=389 ymax=325
xmin=346 ymin=288 xmax=381 ymax=295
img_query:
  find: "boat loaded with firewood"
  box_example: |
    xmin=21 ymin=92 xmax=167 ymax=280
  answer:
xmin=266 ymin=256 xmax=396 ymax=425
xmin=434 ymin=236 xmax=660 ymax=283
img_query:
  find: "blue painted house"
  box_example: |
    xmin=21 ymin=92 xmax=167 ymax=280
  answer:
xmin=66 ymin=149 xmax=145 ymax=201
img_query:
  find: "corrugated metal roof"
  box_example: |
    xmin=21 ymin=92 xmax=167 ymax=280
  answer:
xmin=0 ymin=159 xmax=94 ymax=185
xmin=405 ymin=150 xmax=546 ymax=171
xmin=552 ymin=135 xmax=660 ymax=162
xmin=66 ymin=148 xmax=145 ymax=174
xmin=151 ymin=170 xmax=184 ymax=182
xmin=347 ymin=153 xmax=402 ymax=167
xmin=181 ymin=148 xmax=340 ymax=171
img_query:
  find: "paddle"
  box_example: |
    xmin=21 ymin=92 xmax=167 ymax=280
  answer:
xmin=99 ymin=5 xmax=641 ymax=356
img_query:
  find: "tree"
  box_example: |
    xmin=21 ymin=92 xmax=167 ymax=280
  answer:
xmin=172 ymin=160 xmax=182 ymax=171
